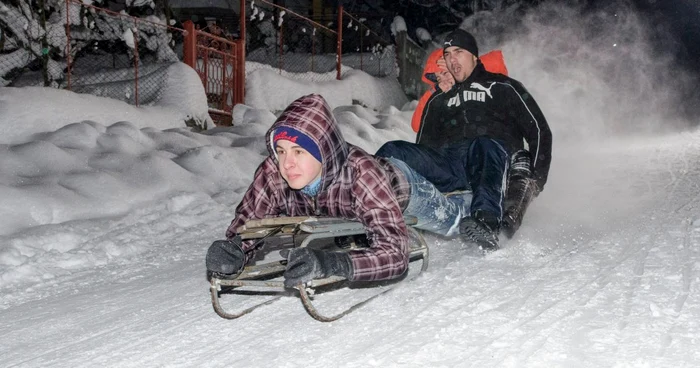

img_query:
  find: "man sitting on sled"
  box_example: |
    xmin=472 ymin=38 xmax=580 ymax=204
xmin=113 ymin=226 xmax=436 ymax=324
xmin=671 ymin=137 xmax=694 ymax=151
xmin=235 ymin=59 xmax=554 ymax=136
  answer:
xmin=377 ymin=28 xmax=553 ymax=250
xmin=206 ymin=94 xmax=472 ymax=288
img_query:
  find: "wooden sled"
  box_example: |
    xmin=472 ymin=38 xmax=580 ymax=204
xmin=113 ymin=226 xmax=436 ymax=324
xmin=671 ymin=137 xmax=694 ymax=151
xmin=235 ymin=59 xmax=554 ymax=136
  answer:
xmin=209 ymin=216 xmax=429 ymax=322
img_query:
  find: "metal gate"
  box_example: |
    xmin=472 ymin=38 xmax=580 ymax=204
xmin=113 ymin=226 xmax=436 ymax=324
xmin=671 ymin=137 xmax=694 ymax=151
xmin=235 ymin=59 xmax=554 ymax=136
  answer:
xmin=183 ymin=21 xmax=245 ymax=126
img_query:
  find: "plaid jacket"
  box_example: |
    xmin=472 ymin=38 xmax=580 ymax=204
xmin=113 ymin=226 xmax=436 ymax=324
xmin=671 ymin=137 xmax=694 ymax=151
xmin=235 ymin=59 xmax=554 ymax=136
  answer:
xmin=225 ymin=94 xmax=411 ymax=282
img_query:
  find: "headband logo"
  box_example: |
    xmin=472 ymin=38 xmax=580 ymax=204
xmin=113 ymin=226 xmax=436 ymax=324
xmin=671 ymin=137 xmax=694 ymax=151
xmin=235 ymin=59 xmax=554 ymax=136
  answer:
xmin=274 ymin=131 xmax=298 ymax=143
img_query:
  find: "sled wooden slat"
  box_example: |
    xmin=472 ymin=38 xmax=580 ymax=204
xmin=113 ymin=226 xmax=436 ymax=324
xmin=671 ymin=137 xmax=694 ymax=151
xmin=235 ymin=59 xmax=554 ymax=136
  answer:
xmin=240 ymin=216 xmax=418 ymax=235
xmin=238 ymin=216 xmax=317 ymax=233
xmin=237 ymin=261 xmax=287 ymax=279
xmin=300 ymin=219 xmax=365 ymax=234
xmin=299 ymin=216 xmax=416 ymax=233
xmin=239 ymin=224 xmax=298 ymax=240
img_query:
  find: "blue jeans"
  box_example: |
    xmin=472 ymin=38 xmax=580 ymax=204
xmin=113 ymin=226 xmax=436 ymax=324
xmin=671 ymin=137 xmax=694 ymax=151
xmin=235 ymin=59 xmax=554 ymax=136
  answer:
xmin=378 ymin=138 xmax=509 ymax=222
xmin=388 ymin=158 xmax=471 ymax=237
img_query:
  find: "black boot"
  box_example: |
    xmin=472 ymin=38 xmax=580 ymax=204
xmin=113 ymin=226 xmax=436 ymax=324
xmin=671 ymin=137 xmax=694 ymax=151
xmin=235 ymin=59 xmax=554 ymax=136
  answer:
xmin=502 ymin=151 xmax=539 ymax=239
xmin=502 ymin=177 xmax=538 ymax=238
xmin=459 ymin=210 xmax=499 ymax=252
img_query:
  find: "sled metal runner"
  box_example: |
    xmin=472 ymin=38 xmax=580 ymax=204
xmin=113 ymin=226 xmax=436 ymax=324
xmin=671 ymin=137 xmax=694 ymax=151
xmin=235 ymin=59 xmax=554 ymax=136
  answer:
xmin=210 ymin=216 xmax=429 ymax=322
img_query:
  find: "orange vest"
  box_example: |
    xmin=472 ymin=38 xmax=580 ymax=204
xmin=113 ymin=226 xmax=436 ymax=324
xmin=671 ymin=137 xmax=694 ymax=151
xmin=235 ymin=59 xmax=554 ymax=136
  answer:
xmin=411 ymin=49 xmax=508 ymax=132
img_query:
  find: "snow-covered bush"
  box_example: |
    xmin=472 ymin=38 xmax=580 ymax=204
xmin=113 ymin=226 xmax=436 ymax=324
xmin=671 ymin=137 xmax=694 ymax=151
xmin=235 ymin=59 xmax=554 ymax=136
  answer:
xmin=0 ymin=0 xmax=178 ymax=88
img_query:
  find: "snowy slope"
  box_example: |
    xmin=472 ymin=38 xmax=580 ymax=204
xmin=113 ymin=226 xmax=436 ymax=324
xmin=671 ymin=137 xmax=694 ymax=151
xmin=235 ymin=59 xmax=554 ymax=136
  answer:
xmin=3 ymin=2 xmax=700 ymax=360
xmin=0 ymin=82 xmax=699 ymax=367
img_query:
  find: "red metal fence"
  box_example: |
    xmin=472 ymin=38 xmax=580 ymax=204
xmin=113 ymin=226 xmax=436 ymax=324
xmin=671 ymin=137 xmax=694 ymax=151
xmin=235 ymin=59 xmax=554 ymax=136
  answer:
xmin=63 ymin=0 xmax=242 ymax=125
xmin=183 ymin=21 xmax=245 ymax=125
xmin=245 ymin=1 xmax=393 ymax=80
xmin=1 ymin=0 xmax=398 ymax=126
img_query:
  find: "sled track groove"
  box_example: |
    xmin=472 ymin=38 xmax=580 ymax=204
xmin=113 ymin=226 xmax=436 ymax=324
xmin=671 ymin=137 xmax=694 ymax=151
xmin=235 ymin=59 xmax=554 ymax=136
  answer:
xmin=656 ymin=218 xmax=697 ymax=359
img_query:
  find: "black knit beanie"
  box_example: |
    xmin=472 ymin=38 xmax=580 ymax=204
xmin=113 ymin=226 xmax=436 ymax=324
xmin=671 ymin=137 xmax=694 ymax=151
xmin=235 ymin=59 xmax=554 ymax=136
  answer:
xmin=443 ymin=29 xmax=479 ymax=57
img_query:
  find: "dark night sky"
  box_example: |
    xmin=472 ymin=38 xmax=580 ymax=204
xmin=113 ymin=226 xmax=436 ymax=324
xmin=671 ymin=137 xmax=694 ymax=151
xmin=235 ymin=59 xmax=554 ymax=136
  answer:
xmin=378 ymin=0 xmax=700 ymax=71
xmin=632 ymin=0 xmax=700 ymax=69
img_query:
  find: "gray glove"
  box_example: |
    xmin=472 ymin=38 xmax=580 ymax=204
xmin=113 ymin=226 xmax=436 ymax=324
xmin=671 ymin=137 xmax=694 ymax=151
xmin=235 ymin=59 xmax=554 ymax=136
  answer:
xmin=206 ymin=237 xmax=245 ymax=277
xmin=283 ymin=248 xmax=353 ymax=288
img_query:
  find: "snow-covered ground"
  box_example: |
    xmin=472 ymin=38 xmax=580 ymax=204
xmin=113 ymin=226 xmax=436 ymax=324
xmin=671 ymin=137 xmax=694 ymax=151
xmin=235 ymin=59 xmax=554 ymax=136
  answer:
xmin=1 ymin=69 xmax=699 ymax=367
xmin=2 ymin=3 xmax=700 ymax=361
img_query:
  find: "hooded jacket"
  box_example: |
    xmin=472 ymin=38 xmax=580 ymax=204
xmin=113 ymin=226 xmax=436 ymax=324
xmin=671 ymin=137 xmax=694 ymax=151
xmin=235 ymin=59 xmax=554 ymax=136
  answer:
xmin=417 ymin=62 xmax=552 ymax=190
xmin=411 ymin=49 xmax=509 ymax=133
xmin=225 ymin=94 xmax=411 ymax=282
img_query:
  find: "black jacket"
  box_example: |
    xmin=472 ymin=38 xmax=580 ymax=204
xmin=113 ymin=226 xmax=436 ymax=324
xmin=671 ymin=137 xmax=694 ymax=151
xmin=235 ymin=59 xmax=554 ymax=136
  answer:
xmin=417 ymin=62 xmax=553 ymax=190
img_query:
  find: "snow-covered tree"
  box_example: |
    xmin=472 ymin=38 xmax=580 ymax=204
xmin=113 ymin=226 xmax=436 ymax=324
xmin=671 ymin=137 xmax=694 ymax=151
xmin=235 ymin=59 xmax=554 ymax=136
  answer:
xmin=0 ymin=0 xmax=67 ymax=86
xmin=396 ymin=0 xmax=543 ymax=37
xmin=0 ymin=0 xmax=178 ymax=87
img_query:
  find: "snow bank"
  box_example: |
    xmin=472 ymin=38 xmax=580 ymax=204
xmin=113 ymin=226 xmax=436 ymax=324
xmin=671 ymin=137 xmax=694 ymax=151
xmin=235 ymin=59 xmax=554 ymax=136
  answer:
xmin=244 ymin=67 xmax=409 ymax=113
xmin=0 ymin=94 xmax=415 ymax=291
xmin=156 ymin=62 xmax=214 ymax=129
xmin=0 ymin=48 xmax=418 ymax=291
xmin=0 ymin=62 xmax=212 ymax=144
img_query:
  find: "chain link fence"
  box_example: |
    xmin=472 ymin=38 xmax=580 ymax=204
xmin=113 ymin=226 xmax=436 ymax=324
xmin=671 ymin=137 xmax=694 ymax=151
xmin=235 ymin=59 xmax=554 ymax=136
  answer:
xmin=395 ymin=30 xmax=427 ymax=99
xmin=244 ymin=1 xmax=396 ymax=80
xmin=246 ymin=0 xmax=340 ymax=82
xmin=64 ymin=0 xmax=184 ymax=105
xmin=2 ymin=0 xmax=408 ymax=116
xmin=339 ymin=9 xmax=396 ymax=78
xmin=1 ymin=0 xmax=185 ymax=106
xmin=1 ymin=0 xmax=69 ymax=88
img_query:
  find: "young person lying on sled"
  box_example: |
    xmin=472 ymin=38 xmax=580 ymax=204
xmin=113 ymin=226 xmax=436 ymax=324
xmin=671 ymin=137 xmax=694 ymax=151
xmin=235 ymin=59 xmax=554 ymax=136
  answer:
xmin=206 ymin=94 xmax=472 ymax=288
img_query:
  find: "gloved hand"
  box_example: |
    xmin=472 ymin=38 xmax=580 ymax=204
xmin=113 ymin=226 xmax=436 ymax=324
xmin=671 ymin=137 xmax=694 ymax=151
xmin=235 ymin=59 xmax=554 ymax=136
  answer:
xmin=283 ymin=248 xmax=353 ymax=288
xmin=206 ymin=237 xmax=245 ymax=278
